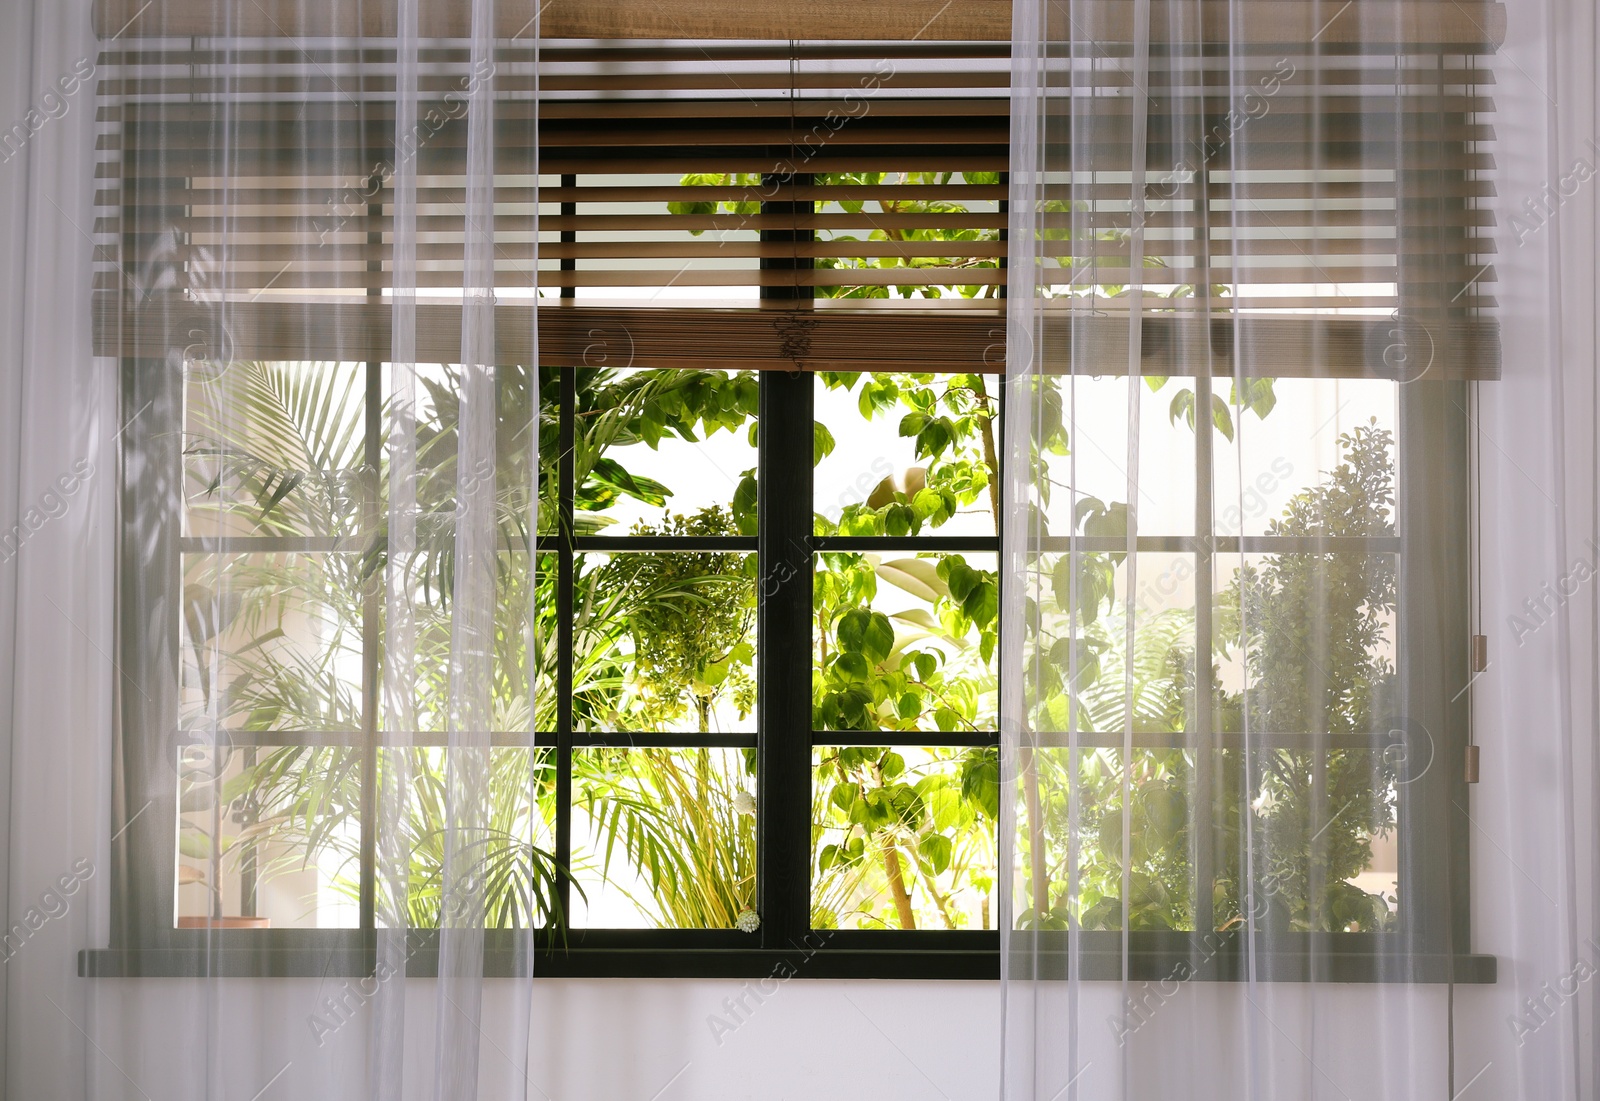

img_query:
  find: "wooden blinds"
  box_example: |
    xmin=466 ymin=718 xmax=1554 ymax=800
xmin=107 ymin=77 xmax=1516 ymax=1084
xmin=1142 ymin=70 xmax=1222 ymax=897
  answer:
xmin=90 ymin=7 xmax=1503 ymax=377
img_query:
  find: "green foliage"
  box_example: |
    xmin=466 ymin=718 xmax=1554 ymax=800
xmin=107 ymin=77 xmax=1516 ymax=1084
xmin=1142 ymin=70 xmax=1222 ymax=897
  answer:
xmin=814 ymin=372 xmax=995 ymax=539
xmin=1154 ymin=375 xmax=1278 ymax=444
xmin=814 ymin=745 xmax=997 ymax=930
xmin=599 ymin=506 xmax=756 ymax=732
xmin=577 ymin=748 xmax=757 ymax=928
xmin=1211 ymin=420 xmax=1399 ymax=932
xmin=1017 ymin=421 xmax=1401 ymax=935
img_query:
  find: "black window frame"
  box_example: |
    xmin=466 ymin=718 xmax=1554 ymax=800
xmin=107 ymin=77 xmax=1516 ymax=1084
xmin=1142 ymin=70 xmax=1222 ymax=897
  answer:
xmin=85 ymin=183 xmax=1491 ymax=989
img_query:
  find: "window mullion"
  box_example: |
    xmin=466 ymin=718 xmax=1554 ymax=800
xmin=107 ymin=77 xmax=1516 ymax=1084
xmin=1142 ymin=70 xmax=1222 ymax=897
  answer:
xmin=1193 ymin=167 xmax=1217 ymax=939
xmin=555 ymin=367 xmax=576 ymax=928
xmin=357 ymin=164 xmax=386 ymax=933
xmin=757 ymin=165 xmax=815 ymax=947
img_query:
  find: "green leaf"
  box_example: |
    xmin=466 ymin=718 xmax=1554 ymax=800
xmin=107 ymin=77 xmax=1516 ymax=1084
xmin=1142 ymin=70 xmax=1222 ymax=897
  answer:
xmin=885 ymin=503 xmax=914 ymax=537
xmin=832 ymin=652 xmax=872 ymax=683
xmin=178 ymin=831 xmax=213 ymax=859
xmin=960 ymin=749 xmax=1001 ymax=819
xmin=813 ymin=421 xmax=836 ymax=466
xmin=1071 ymin=496 xmax=1106 ymax=532
xmin=830 ymin=782 xmax=861 ymax=813
xmin=940 ymin=558 xmax=978 ymax=601
xmin=836 ymin=607 xmax=871 ymax=653
xmin=257 ymin=471 xmax=304 ymax=518
xmin=919 ymin=833 xmax=953 ymax=874
xmin=1168 ymin=389 xmax=1196 ymax=429
xmin=1210 ymin=393 xmax=1235 ymax=442
xmin=861 ymin=613 xmax=895 ymax=663
xmin=732 ymin=472 xmax=759 ymax=535
xmin=961 ymin=579 xmax=999 ymax=627
xmin=1143 ymin=787 xmax=1186 ymax=846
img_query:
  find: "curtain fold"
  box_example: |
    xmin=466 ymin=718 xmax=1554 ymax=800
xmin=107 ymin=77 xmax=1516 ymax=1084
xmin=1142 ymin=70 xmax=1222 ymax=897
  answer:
xmin=1002 ymin=0 xmax=1598 ymax=1098
xmin=1 ymin=1 xmax=546 ymax=1096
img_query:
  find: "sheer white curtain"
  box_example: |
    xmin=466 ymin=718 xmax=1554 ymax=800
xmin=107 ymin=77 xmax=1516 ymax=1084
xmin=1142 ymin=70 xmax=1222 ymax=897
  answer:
xmin=0 ymin=1 xmax=111 ymax=1097
xmin=1 ymin=0 xmax=544 ymax=1097
xmin=1002 ymin=1 xmax=1600 ymax=1098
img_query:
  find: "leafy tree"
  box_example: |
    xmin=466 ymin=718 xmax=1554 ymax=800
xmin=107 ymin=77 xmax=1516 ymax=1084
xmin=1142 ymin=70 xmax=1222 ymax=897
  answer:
xmin=1213 ymin=420 xmax=1400 ymax=933
xmin=1017 ymin=422 xmax=1401 ymax=935
xmin=600 ymin=506 xmax=756 ymax=733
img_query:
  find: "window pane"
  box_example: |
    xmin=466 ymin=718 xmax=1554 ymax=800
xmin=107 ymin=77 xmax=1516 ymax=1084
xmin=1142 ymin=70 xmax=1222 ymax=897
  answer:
xmin=1036 ymin=376 xmax=1196 ymax=539
xmin=1222 ymin=552 xmax=1399 ymax=731
xmin=179 ymin=551 xmax=365 ymax=733
xmin=814 ymin=372 xmax=998 ymax=538
xmin=374 ymin=747 xmax=560 ymax=930
xmin=1214 ymin=377 xmax=1397 ymax=538
xmin=813 ymin=551 xmax=997 ymax=733
xmin=575 ymin=550 xmax=757 ymax=734
xmin=387 ymin=550 xmax=553 ymax=735
xmin=412 ymin=362 xmax=546 ymax=538
xmin=570 ymin=747 xmax=758 ymax=929
xmin=1028 ymin=747 xmax=1200 ymax=933
xmin=183 ymin=361 xmax=368 ymax=541
xmin=1219 ymin=748 xmax=1401 ymax=934
xmin=1030 ymin=551 xmax=1199 ymax=737
xmin=812 ymin=745 xmax=998 ymax=931
xmin=176 ymin=743 xmax=361 ymax=929
xmin=575 ymin=367 xmax=758 ymax=535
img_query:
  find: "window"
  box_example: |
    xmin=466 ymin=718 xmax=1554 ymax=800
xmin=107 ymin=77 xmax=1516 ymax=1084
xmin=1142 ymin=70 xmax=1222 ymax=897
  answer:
xmin=85 ymin=13 xmax=1497 ymax=981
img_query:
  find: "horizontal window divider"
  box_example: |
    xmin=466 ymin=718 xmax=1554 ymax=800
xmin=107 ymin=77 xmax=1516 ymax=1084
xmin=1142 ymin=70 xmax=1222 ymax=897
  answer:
xmin=568 ymin=535 xmax=759 ymax=552
xmin=177 ymin=730 xmax=547 ymax=749
xmin=178 ymin=535 xmax=371 ymax=554
xmin=1029 ymin=730 xmax=1408 ymax=751
xmin=173 ymin=730 xmax=757 ymax=749
xmin=1036 ymin=535 xmax=1403 ymax=554
xmin=180 ymin=535 xmax=541 ymax=555
xmin=569 ymin=733 xmax=758 ymax=749
xmin=815 ymin=730 xmax=1000 ymax=747
xmin=811 ymin=536 xmax=998 ymax=553
xmin=78 ymin=930 xmax=1495 ymax=984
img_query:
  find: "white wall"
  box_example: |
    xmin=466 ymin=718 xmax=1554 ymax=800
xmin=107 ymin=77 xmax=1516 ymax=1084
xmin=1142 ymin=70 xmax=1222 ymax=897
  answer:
xmin=67 ymin=978 xmax=998 ymax=1101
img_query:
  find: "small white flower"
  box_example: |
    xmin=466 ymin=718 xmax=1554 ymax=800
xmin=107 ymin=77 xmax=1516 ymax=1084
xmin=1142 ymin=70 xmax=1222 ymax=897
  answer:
xmin=735 ymin=909 xmax=761 ymax=933
xmin=1251 ymin=788 xmax=1278 ymax=814
xmin=732 ymin=791 xmax=757 ymax=817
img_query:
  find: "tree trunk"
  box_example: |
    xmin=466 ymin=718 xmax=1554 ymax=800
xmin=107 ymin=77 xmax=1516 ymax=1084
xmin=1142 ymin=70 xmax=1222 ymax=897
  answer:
xmin=882 ymin=842 xmax=917 ymax=929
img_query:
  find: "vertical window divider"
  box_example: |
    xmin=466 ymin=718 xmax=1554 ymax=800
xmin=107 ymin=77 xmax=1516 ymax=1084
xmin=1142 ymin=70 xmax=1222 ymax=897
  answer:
xmin=1192 ymin=165 xmax=1217 ymax=945
xmin=553 ymin=173 xmax=578 ymax=936
xmin=555 ymin=366 xmax=576 ymax=931
xmin=757 ymin=158 xmax=815 ymax=949
xmin=358 ymin=165 xmax=385 ymax=934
